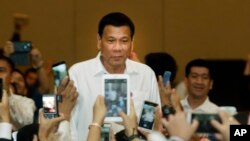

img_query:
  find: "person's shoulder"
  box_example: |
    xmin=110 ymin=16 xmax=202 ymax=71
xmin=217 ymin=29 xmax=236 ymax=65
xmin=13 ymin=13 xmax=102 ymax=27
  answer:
xmin=10 ymin=94 xmax=35 ymax=105
xmin=69 ymin=57 xmax=96 ymax=71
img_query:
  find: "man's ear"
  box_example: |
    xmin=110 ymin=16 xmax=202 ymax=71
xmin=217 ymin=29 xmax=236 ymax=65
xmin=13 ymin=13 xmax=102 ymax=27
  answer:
xmin=209 ymin=80 xmax=213 ymax=90
xmin=131 ymin=38 xmax=134 ymax=52
xmin=97 ymin=34 xmax=101 ymax=50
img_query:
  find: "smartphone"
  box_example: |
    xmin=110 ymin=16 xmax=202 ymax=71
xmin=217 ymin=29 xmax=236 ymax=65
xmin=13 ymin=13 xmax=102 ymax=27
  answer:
xmin=163 ymin=71 xmax=171 ymax=86
xmin=101 ymin=123 xmax=111 ymax=141
xmin=52 ymin=61 xmax=67 ymax=88
xmin=0 ymin=78 xmax=3 ymax=102
xmin=138 ymin=101 xmax=158 ymax=132
xmin=42 ymin=95 xmax=59 ymax=119
xmin=10 ymin=41 xmax=32 ymax=65
xmin=187 ymin=113 xmax=221 ymax=133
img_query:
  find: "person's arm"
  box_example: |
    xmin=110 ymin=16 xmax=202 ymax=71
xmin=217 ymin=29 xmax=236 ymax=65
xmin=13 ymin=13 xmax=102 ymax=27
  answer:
xmin=0 ymin=91 xmax=12 ymax=141
xmin=119 ymin=99 xmax=140 ymax=141
xmin=54 ymin=76 xmax=78 ymax=141
xmin=211 ymin=111 xmax=240 ymax=141
xmin=30 ymin=48 xmax=50 ymax=93
xmin=37 ymin=110 xmax=65 ymax=141
xmin=158 ymin=75 xmax=182 ymax=114
xmin=87 ymin=95 xmax=107 ymax=141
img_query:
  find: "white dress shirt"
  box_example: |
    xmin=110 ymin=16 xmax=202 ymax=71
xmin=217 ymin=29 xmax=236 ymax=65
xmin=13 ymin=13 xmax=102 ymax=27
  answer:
xmin=181 ymin=96 xmax=219 ymax=113
xmin=68 ymin=54 xmax=161 ymax=141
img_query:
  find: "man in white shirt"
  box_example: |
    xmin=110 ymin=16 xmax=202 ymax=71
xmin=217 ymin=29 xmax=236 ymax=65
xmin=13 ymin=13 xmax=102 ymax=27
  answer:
xmin=181 ymin=59 xmax=219 ymax=113
xmin=69 ymin=12 xmax=161 ymax=141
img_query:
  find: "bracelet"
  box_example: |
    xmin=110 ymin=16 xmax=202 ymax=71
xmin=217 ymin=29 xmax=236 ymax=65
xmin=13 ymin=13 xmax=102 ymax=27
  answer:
xmin=88 ymin=123 xmax=101 ymax=130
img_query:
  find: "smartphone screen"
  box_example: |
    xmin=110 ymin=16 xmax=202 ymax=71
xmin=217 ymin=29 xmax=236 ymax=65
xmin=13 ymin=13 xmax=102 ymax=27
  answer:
xmin=0 ymin=78 xmax=3 ymax=102
xmin=189 ymin=113 xmax=221 ymax=133
xmin=139 ymin=101 xmax=158 ymax=131
xmin=52 ymin=61 xmax=67 ymax=88
xmin=101 ymin=123 xmax=111 ymax=141
xmin=163 ymin=71 xmax=171 ymax=86
xmin=42 ymin=95 xmax=58 ymax=119
xmin=104 ymin=78 xmax=128 ymax=117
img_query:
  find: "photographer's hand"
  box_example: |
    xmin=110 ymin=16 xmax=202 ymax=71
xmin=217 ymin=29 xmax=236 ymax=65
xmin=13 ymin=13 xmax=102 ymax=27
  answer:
xmin=3 ymin=41 xmax=14 ymax=57
xmin=119 ymin=98 xmax=138 ymax=139
xmin=0 ymin=90 xmax=10 ymax=123
xmin=57 ymin=76 xmax=78 ymax=121
xmin=162 ymin=111 xmax=198 ymax=141
xmin=38 ymin=110 xmax=65 ymax=141
xmin=211 ymin=111 xmax=240 ymax=141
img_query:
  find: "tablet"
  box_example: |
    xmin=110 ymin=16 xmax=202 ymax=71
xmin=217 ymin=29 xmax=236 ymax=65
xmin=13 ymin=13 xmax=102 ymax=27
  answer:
xmin=102 ymin=74 xmax=130 ymax=122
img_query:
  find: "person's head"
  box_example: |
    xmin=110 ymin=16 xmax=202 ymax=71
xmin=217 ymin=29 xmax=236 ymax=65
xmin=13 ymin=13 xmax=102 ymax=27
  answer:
xmin=97 ymin=12 xmax=135 ymax=72
xmin=145 ymin=52 xmax=177 ymax=83
xmin=11 ymin=68 xmax=28 ymax=96
xmin=185 ymin=59 xmax=213 ymax=99
xmin=24 ymin=68 xmax=39 ymax=87
xmin=0 ymin=55 xmax=15 ymax=90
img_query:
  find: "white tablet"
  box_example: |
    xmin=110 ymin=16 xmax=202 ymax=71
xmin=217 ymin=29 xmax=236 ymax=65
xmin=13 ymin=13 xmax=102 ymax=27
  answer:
xmin=102 ymin=74 xmax=130 ymax=122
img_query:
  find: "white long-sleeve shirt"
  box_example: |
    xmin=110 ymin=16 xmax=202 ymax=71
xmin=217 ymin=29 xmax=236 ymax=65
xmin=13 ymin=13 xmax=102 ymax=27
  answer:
xmin=67 ymin=54 xmax=161 ymax=141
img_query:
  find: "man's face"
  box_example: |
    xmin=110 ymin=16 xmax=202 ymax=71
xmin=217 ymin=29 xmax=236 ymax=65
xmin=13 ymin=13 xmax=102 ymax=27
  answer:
xmin=185 ymin=66 xmax=213 ymax=99
xmin=0 ymin=60 xmax=12 ymax=90
xmin=98 ymin=25 xmax=133 ymax=70
xmin=25 ymin=72 xmax=38 ymax=87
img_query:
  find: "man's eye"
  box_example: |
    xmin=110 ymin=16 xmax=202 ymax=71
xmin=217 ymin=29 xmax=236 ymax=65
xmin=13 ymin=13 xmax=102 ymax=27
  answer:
xmin=122 ymin=40 xmax=128 ymax=43
xmin=190 ymin=75 xmax=198 ymax=78
xmin=108 ymin=39 xmax=114 ymax=43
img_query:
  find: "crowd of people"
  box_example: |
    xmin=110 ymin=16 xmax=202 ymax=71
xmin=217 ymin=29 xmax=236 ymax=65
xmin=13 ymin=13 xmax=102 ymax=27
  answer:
xmin=0 ymin=12 xmax=250 ymax=141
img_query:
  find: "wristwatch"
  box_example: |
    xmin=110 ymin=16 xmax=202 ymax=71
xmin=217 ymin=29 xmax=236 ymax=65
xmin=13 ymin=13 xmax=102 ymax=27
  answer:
xmin=127 ymin=128 xmax=139 ymax=141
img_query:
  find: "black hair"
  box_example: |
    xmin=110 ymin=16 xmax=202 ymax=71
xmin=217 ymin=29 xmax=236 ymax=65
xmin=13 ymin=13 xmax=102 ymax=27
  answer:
xmin=185 ymin=59 xmax=213 ymax=79
xmin=145 ymin=52 xmax=177 ymax=83
xmin=98 ymin=12 xmax=135 ymax=38
xmin=0 ymin=55 xmax=15 ymax=72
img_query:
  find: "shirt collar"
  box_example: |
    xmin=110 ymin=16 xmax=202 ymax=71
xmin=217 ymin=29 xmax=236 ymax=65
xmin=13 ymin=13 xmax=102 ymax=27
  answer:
xmin=182 ymin=96 xmax=211 ymax=112
xmin=93 ymin=52 xmax=139 ymax=76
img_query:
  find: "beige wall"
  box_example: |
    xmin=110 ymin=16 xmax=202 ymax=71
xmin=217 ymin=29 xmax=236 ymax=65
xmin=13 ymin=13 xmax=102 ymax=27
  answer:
xmin=163 ymin=0 xmax=250 ymax=81
xmin=1 ymin=0 xmax=249 ymax=82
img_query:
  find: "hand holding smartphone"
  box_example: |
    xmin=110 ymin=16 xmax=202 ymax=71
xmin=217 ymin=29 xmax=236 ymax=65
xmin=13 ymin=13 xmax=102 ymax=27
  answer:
xmin=42 ymin=95 xmax=59 ymax=119
xmin=163 ymin=71 xmax=171 ymax=86
xmin=10 ymin=41 xmax=32 ymax=65
xmin=52 ymin=61 xmax=67 ymax=88
xmin=138 ymin=101 xmax=158 ymax=132
xmin=187 ymin=113 xmax=221 ymax=133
